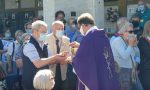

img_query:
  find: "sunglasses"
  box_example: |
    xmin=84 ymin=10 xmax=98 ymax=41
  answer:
xmin=127 ymin=30 xmax=134 ymax=34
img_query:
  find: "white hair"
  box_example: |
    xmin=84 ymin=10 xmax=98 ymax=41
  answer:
xmin=33 ymin=69 xmax=55 ymax=90
xmin=52 ymin=20 xmax=64 ymax=26
xmin=32 ymin=20 xmax=48 ymax=30
xmin=117 ymin=17 xmax=133 ymax=34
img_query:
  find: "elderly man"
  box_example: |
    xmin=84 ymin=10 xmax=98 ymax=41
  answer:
xmin=22 ymin=20 xmax=67 ymax=90
xmin=7 ymin=30 xmax=24 ymax=90
xmin=70 ymin=13 xmax=120 ymax=90
xmin=46 ymin=21 xmax=74 ymax=90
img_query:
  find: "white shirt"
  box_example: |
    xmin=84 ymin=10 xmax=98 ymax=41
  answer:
xmin=85 ymin=26 xmax=98 ymax=36
xmin=23 ymin=42 xmax=51 ymax=62
xmin=111 ymin=36 xmax=140 ymax=68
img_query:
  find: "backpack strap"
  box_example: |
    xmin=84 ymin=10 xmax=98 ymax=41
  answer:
xmin=0 ymin=39 xmax=3 ymax=60
xmin=12 ymin=42 xmax=15 ymax=59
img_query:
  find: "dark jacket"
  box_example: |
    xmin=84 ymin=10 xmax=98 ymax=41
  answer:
xmin=138 ymin=37 xmax=150 ymax=71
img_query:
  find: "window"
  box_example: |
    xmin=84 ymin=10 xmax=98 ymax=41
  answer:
xmin=38 ymin=0 xmax=43 ymax=7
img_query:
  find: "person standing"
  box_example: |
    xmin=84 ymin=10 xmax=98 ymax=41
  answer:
xmin=130 ymin=14 xmax=143 ymax=40
xmin=24 ymin=22 xmax=32 ymax=34
xmin=7 ymin=30 xmax=24 ymax=90
xmin=65 ymin=18 xmax=77 ymax=41
xmin=46 ymin=21 xmax=76 ymax=90
xmin=55 ymin=10 xmax=66 ymax=25
xmin=0 ymin=39 xmax=7 ymax=90
xmin=110 ymin=17 xmax=128 ymax=44
xmin=138 ymin=20 xmax=150 ymax=90
xmin=136 ymin=0 xmax=150 ymax=29
xmin=14 ymin=33 xmax=31 ymax=90
xmin=70 ymin=13 xmax=120 ymax=90
xmin=22 ymin=20 xmax=67 ymax=90
xmin=111 ymin=20 xmax=142 ymax=90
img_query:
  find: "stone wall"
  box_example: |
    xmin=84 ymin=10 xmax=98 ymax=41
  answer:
xmin=43 ymin=0 xmax=105 ymax=32
xmin=5 ymin=0 xmax=35 ymax=9
xmin=5 ymin=0 xmax=18 ymax=9
xmin=54 ymin=0 xmax=104 ymax=28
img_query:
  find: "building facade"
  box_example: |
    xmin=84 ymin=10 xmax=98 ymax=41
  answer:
xmin=0 ymin=0 xmax=43 ymax=36
xmin=0 ymin=0 xmax=150 ymax=36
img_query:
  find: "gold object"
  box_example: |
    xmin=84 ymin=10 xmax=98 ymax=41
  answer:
xmin=62 ymin=51 xmax=68 ymax=56
xmin=71 ymin=47 xmax=78 ymax=55
xmin=66 ymin=56 xmax=72 ymax=63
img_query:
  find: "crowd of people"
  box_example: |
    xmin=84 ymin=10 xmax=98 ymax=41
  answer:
xmin=0 ymin=10 xmax=82 ymax=90
xmin=0 ymin=0 xmax=150 ymax=90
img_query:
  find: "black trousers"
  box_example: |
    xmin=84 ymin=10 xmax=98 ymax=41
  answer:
xmin=139 ymin=71 xmax=150 ymax=90
xmin=53 ymin=64 xmax=77 ymax=90
xmin=53 ymin=80 xmax=68 ymax=90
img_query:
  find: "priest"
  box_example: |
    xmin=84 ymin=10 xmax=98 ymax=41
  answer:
xmin=70 ymin=13 xmax=120 ymax=90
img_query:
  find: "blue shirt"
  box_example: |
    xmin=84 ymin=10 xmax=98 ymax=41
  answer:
xmin=65 ymin=26 xmax=77 ymax=41
xmin=71 ymin=31 xmax=83 ymax=43
xmin=110 ymin=36 xmax=140 ymax=68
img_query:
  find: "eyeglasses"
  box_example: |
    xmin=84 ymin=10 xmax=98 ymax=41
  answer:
xmin=126 ymin=30 xmax=134 ymax=34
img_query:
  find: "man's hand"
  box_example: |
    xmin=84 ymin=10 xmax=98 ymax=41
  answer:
xmin=60 ymin=56 xmax=72 ymax=65
xmin=54 ymin=54 xmax=67 ymax=64
xmin=69 ymin=41 xmax=80 ymax=48
xmin=61 ymin=51 xmax=69 ymax=57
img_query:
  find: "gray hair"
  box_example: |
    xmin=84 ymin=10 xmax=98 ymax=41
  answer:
xmin=33 ymin=69 xmax=55 ymax=90
xmin=117 ymin=17 xmax=133 ymax=34
xmin=15 ymin=30 xmax=24 ymax=38
xmin=21 ymin=33 xmax=30 ymax=42
xmin=32 ymin=20 xmax=48 ymax=30
xmin=52 ymin=20 xmax=64 ymax=26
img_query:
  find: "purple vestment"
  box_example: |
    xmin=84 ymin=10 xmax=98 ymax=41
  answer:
xmin=73 ymin=29 xmax=120 ymax=90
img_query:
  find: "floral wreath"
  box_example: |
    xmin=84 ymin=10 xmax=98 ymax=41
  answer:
xmin=106 ymin=7 xmax=119 ymax=22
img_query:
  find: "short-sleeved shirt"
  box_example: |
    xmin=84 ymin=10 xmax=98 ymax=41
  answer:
xmin=15 ymin=45 xmax=23 ymax=60
xmin=7 ymin=41 xmax=21 ymax=61
xmin=23 ymin=42 xmax=51 ymax=62
xmin=1 ymin=40 xmax=12 ymax=62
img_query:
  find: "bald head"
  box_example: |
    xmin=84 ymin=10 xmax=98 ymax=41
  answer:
xmin=52 ymin=20 xmax=64 ymax=34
